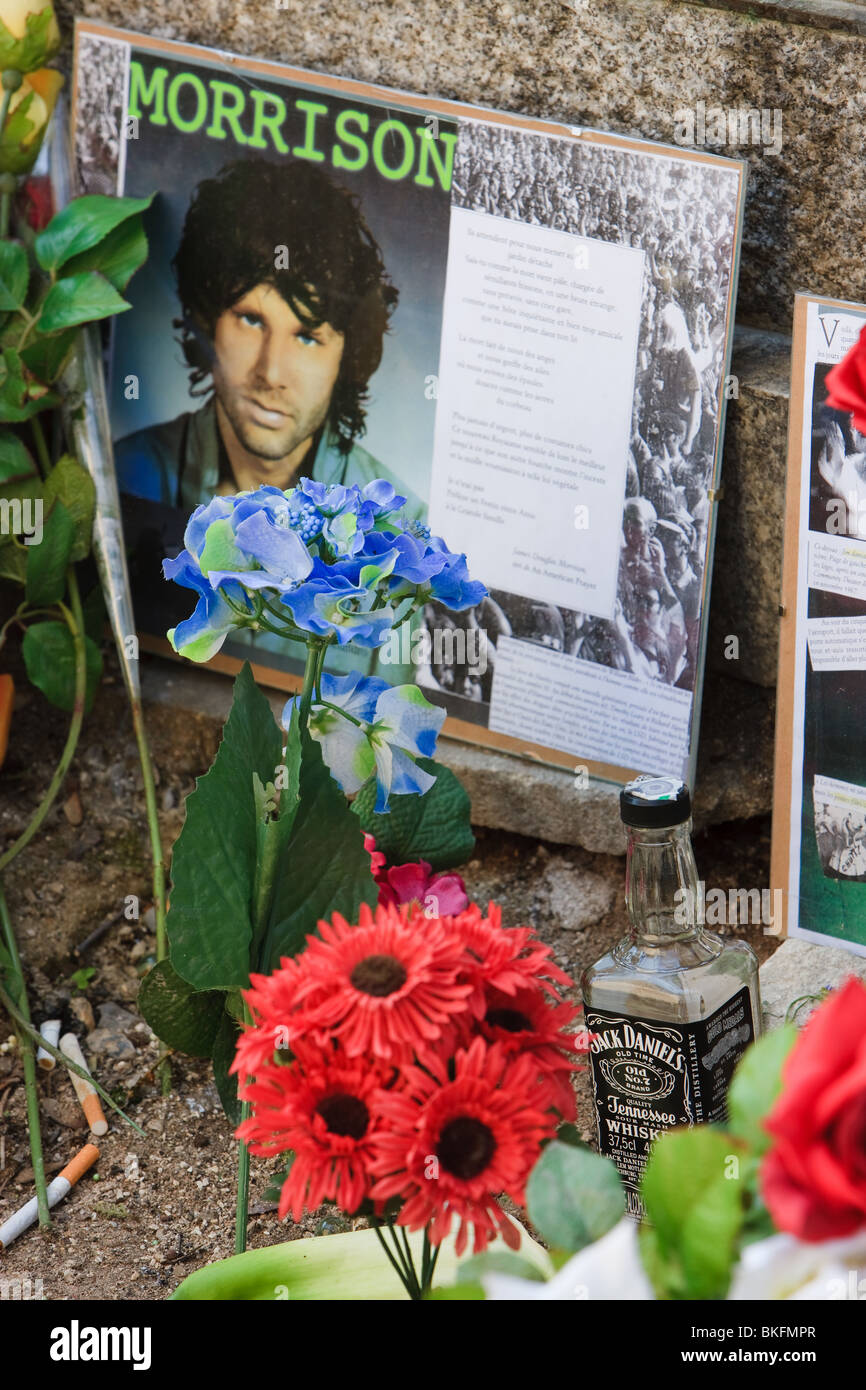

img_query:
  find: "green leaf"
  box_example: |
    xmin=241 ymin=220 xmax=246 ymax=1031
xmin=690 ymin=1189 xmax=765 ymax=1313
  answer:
xmin=21 ymin=621 xmax=102 ymax=714
xmin=38 ymin=272 xmax=131 ymax=334
xmin=63 ymin=213 xmax=149 ymax=292
xmin=526 ymin=1141 xmax=625 ymax=1254
xmin=639 ymin=1126 xmax=744 ymax=1300
xmin=352 ymin=758 xmax=474 ymax=872
xmin=249 ymin=708 xmax=302 ymax=967
xmin=138 ymin=959 xmax=225 ymax=1058
xmin=171 ymin=1225 xmax=501 ymax=1301
xmin=727 ymin=1025 xmax=796 ymax=1157
xmin=0 ymin=241 xmax=28 ymax=312
xmin=20 ymin=329 xmax=77 ymax=388
xmin=35 ymin=194 xmax=154 ymax=274
xmin=0 ymin=541 xmax=26 ymax=584
xmin=81 ymin=583 xmax=106 ymax=646
xmin=0 ymin=8 xmax=60 ymax=72
xmin=457 ymin=1251 xmax=546 ymax=1284
xmin=427 ymin=1283 xmax=486 ymax=1300
xmin=0 ymin=430 xmax=37 ymax=484
xmin=262 ymin=731 xmax=378 ymax=970
xmin=212 ymin=1009 xmax=242 ymax=1126
xmin=263 ymin=1160 xmax=294 ymax=1205
xmin=167 ymin=663 xmax=282 ymax=992
xmin=25 ymin=498 xmax=74 ymax=605
xmin=43 ymin=454 xmax=95 ymax=563
xmin=0 ymin=347 xmax=60 ymax=422
xmin=0 ymin=91 xmax=45 ymax=178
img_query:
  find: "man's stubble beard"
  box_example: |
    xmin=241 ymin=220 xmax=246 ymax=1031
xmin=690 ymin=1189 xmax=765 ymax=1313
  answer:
xmin=213 ymin=375 xmax=333 ymax=467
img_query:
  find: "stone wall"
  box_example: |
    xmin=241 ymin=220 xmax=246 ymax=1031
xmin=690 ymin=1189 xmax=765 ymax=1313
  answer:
xmin=59 ymin=0 xmax=860 ymax=846
xmin=61 ymin=0 xmax=866 ymax=326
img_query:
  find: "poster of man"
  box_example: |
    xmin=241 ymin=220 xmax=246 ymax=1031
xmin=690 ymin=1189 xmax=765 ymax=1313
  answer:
xmin=72 ymin=20 xmax=745 ymax=785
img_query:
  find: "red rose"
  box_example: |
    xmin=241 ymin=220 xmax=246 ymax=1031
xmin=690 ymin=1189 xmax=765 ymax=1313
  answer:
xmin=761 ymin=977 xmax=866 ymax=1242
xmin=825 ymin=325 xmax=866 ymax=435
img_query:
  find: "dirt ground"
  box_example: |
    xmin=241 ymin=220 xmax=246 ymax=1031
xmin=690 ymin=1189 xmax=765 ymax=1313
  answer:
xmin=0 ymin=645 xmax=778 ymax=1300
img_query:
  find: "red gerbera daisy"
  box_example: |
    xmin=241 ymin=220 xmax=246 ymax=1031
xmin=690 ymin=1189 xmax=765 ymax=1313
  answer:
xmin=237 ymin=1040 xmax=390 ymax=1221
xmin=370 ymin=1037 xmax=557 ymax=1256
xmin=231 ymin=955 xmax=308 ymax=1079
xmin=450 ymin=901 xmax=574 ymax=1015
xmin=474 ymin=984 xmax=583 ymax=1121
xmin=290 ymin=902 xmax=474 ymax=1062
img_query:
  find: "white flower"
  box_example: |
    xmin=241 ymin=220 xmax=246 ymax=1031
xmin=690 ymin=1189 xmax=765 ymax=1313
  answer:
xmin=482 ymin=1218 xmax=654 ymax=1301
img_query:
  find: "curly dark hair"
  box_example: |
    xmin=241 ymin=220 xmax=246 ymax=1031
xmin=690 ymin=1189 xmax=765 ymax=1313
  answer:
xmin=172 ymin=158 xmax=399 ymax=456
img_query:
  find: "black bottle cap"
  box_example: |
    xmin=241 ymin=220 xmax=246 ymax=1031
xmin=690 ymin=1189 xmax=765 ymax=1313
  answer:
xmin=620 ymin=774 xmax=691 ymax=828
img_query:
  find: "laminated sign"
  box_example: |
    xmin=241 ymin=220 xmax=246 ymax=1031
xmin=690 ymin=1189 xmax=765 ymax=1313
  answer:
xmin=772 ymin=293 xmax=866 ymax=955
xmin=72 ymin=19 xmax=746 ymax=786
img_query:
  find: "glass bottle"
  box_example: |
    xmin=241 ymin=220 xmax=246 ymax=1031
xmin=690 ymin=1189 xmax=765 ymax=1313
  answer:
xmin=581 ymin=774 xmax=761 ymax=1218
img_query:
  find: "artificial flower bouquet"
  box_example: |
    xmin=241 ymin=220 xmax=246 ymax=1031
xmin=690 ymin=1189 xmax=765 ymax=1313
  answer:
xmin=139 ymin=473 xmax=491 ymax=1251
xmin=168 ymin=967 xmax=866 ymax=1300
xmin=229 ymin=898 xmax=583 ymax=1299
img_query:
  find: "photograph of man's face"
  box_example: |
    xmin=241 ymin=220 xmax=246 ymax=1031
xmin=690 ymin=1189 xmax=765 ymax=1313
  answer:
xmin=210 ymin=283 xmax=345 ymax=490
xmin=113 ymin=156 xmax=423 ymax=519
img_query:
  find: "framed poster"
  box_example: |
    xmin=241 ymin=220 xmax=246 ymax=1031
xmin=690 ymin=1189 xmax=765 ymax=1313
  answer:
xmin=71 ymin=20 xmax=746 ymax=788
xmin=773 ymin=293 xmax=866 ymax=957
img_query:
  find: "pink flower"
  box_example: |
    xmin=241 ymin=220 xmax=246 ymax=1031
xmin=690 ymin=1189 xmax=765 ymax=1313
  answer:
xmin=363 ymin=833 xmax=469 ymax=914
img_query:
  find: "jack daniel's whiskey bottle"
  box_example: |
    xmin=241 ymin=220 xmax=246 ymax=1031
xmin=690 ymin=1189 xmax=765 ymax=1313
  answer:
xmin=581 ymin=775 xmax=761 ymax=1218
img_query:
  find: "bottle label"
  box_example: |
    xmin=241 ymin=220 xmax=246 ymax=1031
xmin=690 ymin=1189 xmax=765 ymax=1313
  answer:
xmin=584 ymin=986 xmax=754 ymax=1218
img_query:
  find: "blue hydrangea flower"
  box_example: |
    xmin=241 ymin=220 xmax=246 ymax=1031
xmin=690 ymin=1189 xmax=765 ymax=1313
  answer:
xmin=164 ymin=477 xmax=485 ymax=662
xmin=360 ymin=528 xmax=487 ymax=609
xmin=163 ymin=551 xmax=253 ymax=662
xmin=282 ymin=672 xmax=445 ymax=811
xmin=279 ymin=553 xmax=399 ymax=647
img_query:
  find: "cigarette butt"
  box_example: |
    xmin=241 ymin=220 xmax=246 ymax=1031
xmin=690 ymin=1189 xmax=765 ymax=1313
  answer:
xmin=0 ymin=1143 xmax=99 ymax=1252
xmin=58 ymin=1142 xmax=100 ymax=1186
xmin=60 ymin=1032 xmax=108 ymax=1137
xmin=36 ymin=1019 xmax=61 ymax=1070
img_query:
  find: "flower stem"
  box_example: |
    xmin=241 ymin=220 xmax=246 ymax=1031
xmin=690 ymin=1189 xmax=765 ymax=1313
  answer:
xmin=316 ymin=700 xmax=364 ymax=729
xmin=297 ymin=640 xmax=323 ymax=735
xmin=0 ymin=576 xmax=86 ymax=874
xmin=423 ymin=1235 xmax=441 ymax=1296
xmin=234 ymin=993 xmax=257 ymax=1255
xmin=0 ymin=883 xmax=50 ymax=1227
xmin=235 ymin=1098 xmax=251 ymax=1255
xmin=127 ymin=687 xmax=171 ymax=1095
xmin=0 ymin=101 xmax=15 ymax=239
xmin=397 ymin=1223 xmax=422 ymax=1298
xmin=372 ymin=1218 xmax=421 ymax=1299
xmin=30 ymin=413 xmax=52 ymax=475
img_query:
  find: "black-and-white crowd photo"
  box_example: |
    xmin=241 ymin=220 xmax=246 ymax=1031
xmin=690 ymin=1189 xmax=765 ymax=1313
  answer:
xmin=73 ymin=32 xmax=128 ymax=196
xmin=423 ymin=121 xmax=740 ymax=708
xmin=814 ymin=798 xmax=866 ymax=881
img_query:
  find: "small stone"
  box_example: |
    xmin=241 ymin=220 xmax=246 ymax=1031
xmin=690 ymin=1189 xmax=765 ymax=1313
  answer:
xmin=62 ymin=792 xmax=83 ymax=826
xmin=70 ymin=996 xmax=96 ymax=1032
xmin=86 ymin=1028 xmax=136 ymax=1059
xmin=40 ymin=1097 xmax=87 ymax=1131
xmin=161 ymin=787 xmax=177 ymax=811
xmin=96 ymin=1002 xmax=138 ymax=1032
xmin=545 ymin=860 xmax=618 ymax=932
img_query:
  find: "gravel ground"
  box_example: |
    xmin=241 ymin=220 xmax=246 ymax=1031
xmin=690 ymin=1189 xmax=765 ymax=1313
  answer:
xmin=0 ymin=645 xmax=778 ymax=1300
